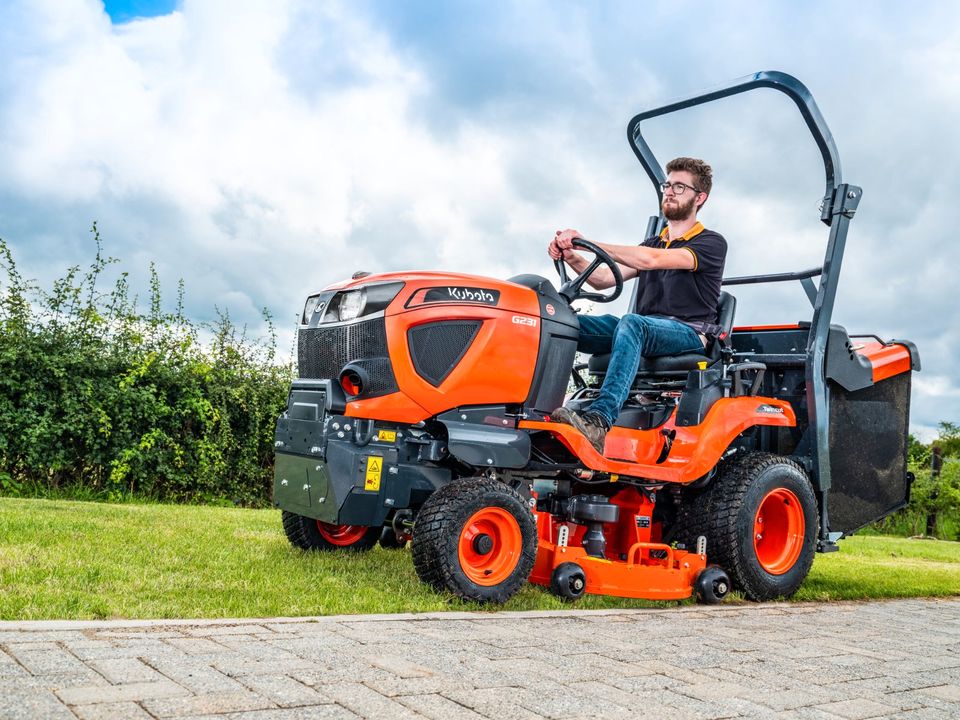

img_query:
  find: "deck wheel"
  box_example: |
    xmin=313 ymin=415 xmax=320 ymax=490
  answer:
xmin=550 ymin=562 xmax=587 ymax=601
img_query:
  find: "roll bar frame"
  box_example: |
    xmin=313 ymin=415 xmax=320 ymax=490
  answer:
xmin=625 ymin=71 xmax=863 ymax=549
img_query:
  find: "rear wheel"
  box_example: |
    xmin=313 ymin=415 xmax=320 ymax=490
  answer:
xmin=673 ymin=453 xmax=817 ymax=601
xmin=282 ymin=511 xmax=381 ymax=552
xmin=412 ymin=477 xmax=537 ymax=603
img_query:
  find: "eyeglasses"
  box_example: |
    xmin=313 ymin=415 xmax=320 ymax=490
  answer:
xmin=660 ymin=181 xmax=702 ymax=196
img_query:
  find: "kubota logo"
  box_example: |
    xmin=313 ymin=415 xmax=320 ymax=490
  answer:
xmin=512 ymin=316 xmax=537 ymax=327
xmin=420 ymin=286 xmax=500 ymax=306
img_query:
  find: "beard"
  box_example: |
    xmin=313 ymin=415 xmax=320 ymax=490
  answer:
xmin=662 ymin=193 xmax=697 ymax=221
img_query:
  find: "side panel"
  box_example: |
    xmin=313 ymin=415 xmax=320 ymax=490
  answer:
xmin=373 ymin=303 xmax=541 ymax=418
xmin=826 ymin=372 xmax=912 ymax=535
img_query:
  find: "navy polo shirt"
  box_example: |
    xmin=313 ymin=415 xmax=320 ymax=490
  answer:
xmin=634 ymin=222 xmax=727 ymax=323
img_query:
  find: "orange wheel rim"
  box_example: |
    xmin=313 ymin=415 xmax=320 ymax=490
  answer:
xmin=457 ymin=508 xmax=522 ymax=586
xmin=316 ymin=521 xmax=369 ymax=546
xmin=753 ymin=488 xmax=805 ymax=575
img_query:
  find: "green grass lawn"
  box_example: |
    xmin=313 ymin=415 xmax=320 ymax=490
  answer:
xmin=1 ymin=497 xmax=958 ymax=621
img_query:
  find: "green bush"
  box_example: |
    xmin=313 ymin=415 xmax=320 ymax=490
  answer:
xmin=0 ymin=226 xmax=290 ymax=506
xmin=869 ymin=425 xmax=960 ymax=540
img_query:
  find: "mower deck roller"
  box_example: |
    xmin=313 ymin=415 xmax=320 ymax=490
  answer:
xmin=273 ymin=71 xmax=918 ymax=604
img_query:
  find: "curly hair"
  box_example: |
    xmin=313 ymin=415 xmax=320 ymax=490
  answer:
xmin=666 ymin=157 xmax=713 ymax=204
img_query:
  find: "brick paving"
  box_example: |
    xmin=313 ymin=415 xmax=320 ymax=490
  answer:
xmin=1 ymin=598 xmax=959 ymax=719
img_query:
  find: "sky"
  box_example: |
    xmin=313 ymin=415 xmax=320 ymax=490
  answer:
xmin=0 ymin=1 xmax=958 ymax=439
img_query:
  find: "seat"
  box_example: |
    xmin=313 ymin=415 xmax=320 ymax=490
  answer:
xmin=586 ymin=291 xmax=736 ymax=380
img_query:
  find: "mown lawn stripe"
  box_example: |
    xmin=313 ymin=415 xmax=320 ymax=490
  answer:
xmin=1 ymin=497 xmax=957 ymax=620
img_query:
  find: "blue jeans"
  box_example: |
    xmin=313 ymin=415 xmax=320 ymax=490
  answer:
xmin=577 ymin=314 xmax=704 ymax=425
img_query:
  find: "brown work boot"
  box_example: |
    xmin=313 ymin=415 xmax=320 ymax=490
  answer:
xmin=551 ymin=407 xmax=608 ymax=454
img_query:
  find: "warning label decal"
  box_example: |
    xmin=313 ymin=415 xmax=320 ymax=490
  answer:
xmin=364 ymin=456 xmax=382 ymax=491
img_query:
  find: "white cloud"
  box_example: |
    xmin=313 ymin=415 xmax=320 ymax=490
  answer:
xmin=1 ymin=0 xmax=959 ymax=435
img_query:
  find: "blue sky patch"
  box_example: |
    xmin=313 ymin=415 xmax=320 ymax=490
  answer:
xmin=103 ymin=0 xmax=177 ymax=24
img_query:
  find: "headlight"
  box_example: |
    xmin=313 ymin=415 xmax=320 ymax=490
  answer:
xmin=337 ymin=290 xmax=365 ymax=321
xmin=326 ymin=282 xmax=404 ymax=323
xmin=301 ymin=295 xmax=322 ymax=324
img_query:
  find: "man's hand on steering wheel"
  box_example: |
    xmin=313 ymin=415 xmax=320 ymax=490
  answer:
xmin=549 ymin=230 xmax=623 ymax=304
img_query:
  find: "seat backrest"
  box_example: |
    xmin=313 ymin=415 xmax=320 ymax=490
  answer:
xmin=705 ymin=290 xmax=736 ymax=361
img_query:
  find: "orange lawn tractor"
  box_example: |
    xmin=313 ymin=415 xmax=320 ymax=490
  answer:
xmin=273 ymin=71 xmax=919 ymax=604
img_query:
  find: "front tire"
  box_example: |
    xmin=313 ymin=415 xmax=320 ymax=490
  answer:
xmin=282 ymin=511 xmax=381 ymax=552
xmin=411 ymin=478 xmax=537 ymax=603
xmin=674 ymin=453 xmax=818 ymax=601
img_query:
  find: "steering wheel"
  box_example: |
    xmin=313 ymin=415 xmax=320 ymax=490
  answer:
xmin=554 ymin=237 xmax=623 ymax=304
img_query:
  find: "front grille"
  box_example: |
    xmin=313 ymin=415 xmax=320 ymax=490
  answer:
xmin=408 ymin=320 xmax=482 ymax=386
xmin=298 ymin=318 xmax=397 ymax=396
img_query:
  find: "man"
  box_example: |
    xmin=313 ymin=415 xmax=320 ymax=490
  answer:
xmin=548 ymin=157 xmax=726 ymax=453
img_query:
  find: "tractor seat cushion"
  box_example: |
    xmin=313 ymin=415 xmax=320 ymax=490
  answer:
xmin=587 ymin=351 xmax=709 ymax=376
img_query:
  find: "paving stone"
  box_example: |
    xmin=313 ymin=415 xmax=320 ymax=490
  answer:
xmin=511 ymin=679 xmax=629 ymax=719
xmin=0 ymin=647 xmax=28 ymax=677
xmin=89 ymin=656 xmax=167 ymax=684
xmin=166 ymin=637 xmax=233 ymax=655
xmin=672 ymin=679 xmax=749 ymax=701
xmin=185 ymin=625 xmax=274 ymax=637
xmin=321 ymin=682 xmax=425 ymax=719
xmin=919 ymin=683 xmax=960 ymax=701
xmin=183 ymin=706 xmax=361 ymax=719
xmin=1 ymin=599 xmax=959 ymax=718
xmin=56 ymin=679 xmax=192 ymax=705
xmin=0 ymin=631 xmax=89 ymax=644
xmin=70 ymin=638 xmax=189 ymax=661
xmin=367 ymin=653 xmax=435 ymax=678
xmin=650 ymin=687 xmax=728 ymax=720
xmin=147 ymin=657 xmax=248 ymax=693
xmin=362 ymin=674 xmax=474 ymax=698
xmin=396 ymin=692 xmax=487 ymax=720
xmin=813 ymin=697 xmax=896 ymax=719
xmin=73 ymin=701 xmax=156 ymax=719
xmin=141 ymin=690 xmax=276 ymax=717
xmin=735 ymin=684 xmax=844 ymax=711
xmin=4 ymin=644 xmax=92 ymax=675
xmin=0 ymin=690 xmax=77 ymax=719
xmin=567 ymin=680 xmax=697 ymax=720
xmin=0 ymin=672 xmax=108 ymax=692
xmin=289 ymin=663 xmax=396 ymax=688
xmin=440 ymin=687 xmax=548 ymax=720
xmin=214 ymin=656 xmax=318 ymax=678
xmin=239 ymin=673 xmax=332 ymax=707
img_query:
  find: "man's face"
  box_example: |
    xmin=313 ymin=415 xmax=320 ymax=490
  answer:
xmin=661 ymin=170 xmax=702 ymax=221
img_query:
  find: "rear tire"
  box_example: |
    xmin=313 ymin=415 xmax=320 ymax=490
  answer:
xmin=412 ymin=477 xmax=537 ymax=603
xmin=281 ymin=511 xmax=380 ymax=552
xmin=673 ymin=453 xmax=817 ymax=601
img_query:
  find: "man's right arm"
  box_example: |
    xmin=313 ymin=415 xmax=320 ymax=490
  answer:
xmin=548 ymin=230 xmax=638 ymax=289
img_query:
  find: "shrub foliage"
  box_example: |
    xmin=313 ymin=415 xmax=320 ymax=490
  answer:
xmin=0 ymin=227 xmax=289 ymax=505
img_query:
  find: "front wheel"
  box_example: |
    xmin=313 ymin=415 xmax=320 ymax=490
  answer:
xmin=282 ymin=511 xmax=381 ymax=552
xmin=411 ymin=478 xmax=537 ymax=603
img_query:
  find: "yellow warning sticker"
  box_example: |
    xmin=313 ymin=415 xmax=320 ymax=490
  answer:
xmin=377 ymin=429 xmax=397 ymax=443
xmin=364 ymin=456 xmax=382 ymax=491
